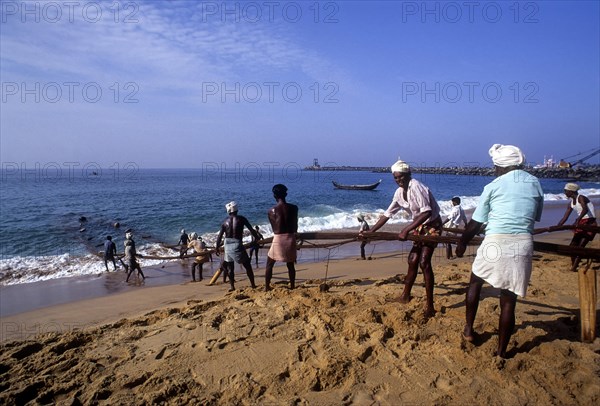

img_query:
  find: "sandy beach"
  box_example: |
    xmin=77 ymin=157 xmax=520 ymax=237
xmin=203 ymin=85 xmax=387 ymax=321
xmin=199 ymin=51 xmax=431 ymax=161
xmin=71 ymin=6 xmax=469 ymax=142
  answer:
xmin=0 ymin=229 xmax=599 ymax=405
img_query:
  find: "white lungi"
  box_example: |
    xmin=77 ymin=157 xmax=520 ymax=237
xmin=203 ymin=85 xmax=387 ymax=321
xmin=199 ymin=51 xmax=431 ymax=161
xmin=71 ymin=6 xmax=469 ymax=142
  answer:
xmin=472 ymin=234 xmax=533 ymax=297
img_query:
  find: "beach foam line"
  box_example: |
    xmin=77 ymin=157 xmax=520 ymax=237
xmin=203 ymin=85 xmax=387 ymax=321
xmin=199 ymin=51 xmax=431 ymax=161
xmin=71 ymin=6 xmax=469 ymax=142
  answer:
xmin=2 ymin=190 xmax=598 ymax=286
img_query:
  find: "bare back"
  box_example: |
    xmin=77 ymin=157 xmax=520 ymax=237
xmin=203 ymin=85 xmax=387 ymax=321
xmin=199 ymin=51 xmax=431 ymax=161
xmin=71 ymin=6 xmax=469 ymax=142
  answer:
xmin=221 ymin=214 xmax=252 ymax=240
xmin=268 ymin=200 xmax=298 ymax=234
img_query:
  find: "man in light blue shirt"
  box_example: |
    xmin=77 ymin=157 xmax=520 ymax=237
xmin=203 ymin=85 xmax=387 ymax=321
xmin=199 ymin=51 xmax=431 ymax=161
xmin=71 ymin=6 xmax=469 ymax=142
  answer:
xmin=457 ymin=144 xmax=543 ymax=359
xmin=472 ymin=170 xmax=543 ymax=235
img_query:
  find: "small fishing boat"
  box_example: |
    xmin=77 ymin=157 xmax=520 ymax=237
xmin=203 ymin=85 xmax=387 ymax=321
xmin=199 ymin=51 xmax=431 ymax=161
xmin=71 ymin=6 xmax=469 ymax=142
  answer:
xmin=332 ymin=179 xmax=382 ymax=190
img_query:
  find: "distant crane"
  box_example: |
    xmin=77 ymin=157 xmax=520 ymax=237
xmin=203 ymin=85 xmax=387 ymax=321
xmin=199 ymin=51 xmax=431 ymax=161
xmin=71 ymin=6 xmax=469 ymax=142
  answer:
xmin=560 ymin=147 xmax=600 ymax=167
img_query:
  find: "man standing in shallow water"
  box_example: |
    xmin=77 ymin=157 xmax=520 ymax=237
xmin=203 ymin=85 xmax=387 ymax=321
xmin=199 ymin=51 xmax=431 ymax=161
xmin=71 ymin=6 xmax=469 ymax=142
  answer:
xmin=361 ymin=159 xmax=442 ymax=318
xmin=265 ymin=184 xmax=299 ymax=291
xmin=215 ymin=201 xmax=260 ymax=292
xmin=124 ymin=229 xmax=145 ymax=283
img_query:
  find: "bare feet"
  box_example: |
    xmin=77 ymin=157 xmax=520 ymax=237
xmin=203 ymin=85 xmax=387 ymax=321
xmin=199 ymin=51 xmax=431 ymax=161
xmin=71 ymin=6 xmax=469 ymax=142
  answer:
xmin=423 ymin=307 xmax=436 ymax=319
xmin=462 ymin=327 xmax=481 ymax=344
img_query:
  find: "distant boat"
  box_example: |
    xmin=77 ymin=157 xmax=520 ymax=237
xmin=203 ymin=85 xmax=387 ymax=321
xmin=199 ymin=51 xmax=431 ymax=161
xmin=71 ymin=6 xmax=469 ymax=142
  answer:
xmin=332 ymin=179 xmax=382 ymax=190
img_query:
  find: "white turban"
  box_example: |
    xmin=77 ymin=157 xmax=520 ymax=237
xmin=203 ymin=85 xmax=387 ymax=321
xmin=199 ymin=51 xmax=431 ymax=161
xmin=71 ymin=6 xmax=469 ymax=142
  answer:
xmin=391 ymin=160 xmax=410 ymax=173
xmin=488 ymin=144 xmax=525 ymax=167
xmin=226 ymin=201 xmax=238 ymax=214
xmin=564 ymin=183 xmax=580 ymax=192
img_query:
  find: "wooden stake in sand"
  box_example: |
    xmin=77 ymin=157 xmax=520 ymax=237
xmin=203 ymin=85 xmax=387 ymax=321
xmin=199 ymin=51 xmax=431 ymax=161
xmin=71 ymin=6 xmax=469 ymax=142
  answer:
xmin=208 ymin=268 xmax=223 ymax=286
xmin=578 ymin=260 xmax=597 ymax=342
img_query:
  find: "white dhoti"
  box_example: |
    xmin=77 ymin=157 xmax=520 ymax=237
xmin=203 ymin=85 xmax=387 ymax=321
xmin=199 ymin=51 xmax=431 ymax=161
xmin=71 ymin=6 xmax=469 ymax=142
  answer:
xmin=472 ymin=234 xmax=533 ymax=297
xmin=268 ymin=233 xmax=297 ymax=262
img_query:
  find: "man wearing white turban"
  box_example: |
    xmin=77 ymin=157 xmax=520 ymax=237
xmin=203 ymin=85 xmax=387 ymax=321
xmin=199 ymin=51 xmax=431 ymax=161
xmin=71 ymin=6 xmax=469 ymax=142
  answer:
xmin=554 ymin=182 xmax=597 ymax=272
xmin=215 ymin=201 xmax=260 ymax=291
xmin=177 ymin=228 xmax=189 ymax=258
xmin=488 ymin=144 xmax=525 ymax=167
xmin=362 ymin=159 xmax=442 ymax=318
xmin=187 ymin=233 xmax=210 ymax=282
xmin=457 ymin=144 xmax=544 ymax=358
xmin=124 ymin=229 xmax=145 ymax=283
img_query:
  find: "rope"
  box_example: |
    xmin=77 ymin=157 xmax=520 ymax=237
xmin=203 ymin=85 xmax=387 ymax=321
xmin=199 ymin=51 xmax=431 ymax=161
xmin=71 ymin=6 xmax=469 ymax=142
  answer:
xmin=98 ymin=230 xmax=600 ymax=263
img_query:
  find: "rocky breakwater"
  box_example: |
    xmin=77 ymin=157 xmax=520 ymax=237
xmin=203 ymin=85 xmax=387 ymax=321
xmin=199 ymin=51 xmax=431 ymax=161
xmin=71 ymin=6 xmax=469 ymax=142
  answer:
xmin=372 ymin=165 xmax=600 ymax=181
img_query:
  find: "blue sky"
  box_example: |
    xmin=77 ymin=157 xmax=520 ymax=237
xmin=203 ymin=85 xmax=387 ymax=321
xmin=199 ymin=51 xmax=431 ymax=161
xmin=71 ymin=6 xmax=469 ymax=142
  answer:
xmin=1 ymin=0 xmax=599 ymax=169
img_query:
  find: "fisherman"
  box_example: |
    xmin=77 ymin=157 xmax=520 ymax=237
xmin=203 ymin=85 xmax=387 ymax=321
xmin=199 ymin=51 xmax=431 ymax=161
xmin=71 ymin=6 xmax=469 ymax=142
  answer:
xmin=265 ymin=184 xmax=299 ymax=291
xmin=187 ymin=232 xmax=209 ymax=282
xmin=361 ymin=159 xmax=442 ymax=318
xmin=178 ymin=229 xmax=189 ymax=258
xmin=104 ymin=235 xmax=118 ymax=271
xmin=553 ymin=182 xmax=597 ymax=272
xmin=215 ymin=201 xmax=260 ymax=291
xmin=248 ymin=225 xmax=264 ymax=267
xmin=124 ymin=229 xmax=145 ymax=283
xmin=456 ymin=144 xmax=544 ymax=358
xmin=357 ymin=214 xmax=370 ymax=260
xmin=444 ymin=196 xmax=468 ymax=259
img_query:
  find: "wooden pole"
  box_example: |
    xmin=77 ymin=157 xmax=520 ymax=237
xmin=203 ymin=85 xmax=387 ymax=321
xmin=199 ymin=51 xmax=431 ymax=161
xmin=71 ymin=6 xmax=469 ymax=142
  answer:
xmin=578 ymin=261 xmax=597 ymax=342
xmin=208 ymin=268 xmax=223 ymax=286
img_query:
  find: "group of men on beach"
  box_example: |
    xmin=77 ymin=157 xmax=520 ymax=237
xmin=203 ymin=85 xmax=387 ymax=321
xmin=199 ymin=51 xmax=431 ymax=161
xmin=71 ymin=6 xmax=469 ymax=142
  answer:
xmin=103 ymin=143 xmax=596 ymax=359
xmin=103 ymin=183 xmax=299 ymax=293
xmin=213 ymin=183 xmax=299 ymax=292
xmin=360 ymin=143 xmax=596 ymax=358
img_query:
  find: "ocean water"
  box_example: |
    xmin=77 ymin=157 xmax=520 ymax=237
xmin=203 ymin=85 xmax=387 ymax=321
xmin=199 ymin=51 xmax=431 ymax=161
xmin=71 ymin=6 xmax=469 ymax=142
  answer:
xmin=1 ymin=167 xmax=598 ymax=285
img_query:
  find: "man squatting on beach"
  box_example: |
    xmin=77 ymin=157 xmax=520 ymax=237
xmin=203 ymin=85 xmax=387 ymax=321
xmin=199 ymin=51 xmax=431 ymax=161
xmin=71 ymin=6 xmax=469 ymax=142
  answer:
xmin=362 ymin=159 xmax=442 ymax=318
xmin=457 ymin=144 xmax=544 ymax=358
xmin=265 ymin=184 xmax=299 ymax=292
xmin=215 ymin=201 xmax=260 ymax=291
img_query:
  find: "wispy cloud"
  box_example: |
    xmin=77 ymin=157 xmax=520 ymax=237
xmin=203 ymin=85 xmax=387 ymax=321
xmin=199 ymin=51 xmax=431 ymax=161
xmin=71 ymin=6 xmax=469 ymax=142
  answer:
xmin=1 ymin=1 xmax=344 ymax=95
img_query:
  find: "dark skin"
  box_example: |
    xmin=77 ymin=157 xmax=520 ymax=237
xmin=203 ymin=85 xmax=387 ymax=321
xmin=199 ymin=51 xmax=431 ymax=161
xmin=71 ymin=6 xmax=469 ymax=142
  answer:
xmin=178 ymin=232 xmax=189 ymax=258
xmin=265 ymin=193 xmax=299 ymax=292
xmin=248 ymin=226 xmax=264 ymax=267
xmin=215 ymin=212 xmax=260 ymax=291
xmin=104 ymin=237 xmax=117 ymax=271
xmin=553 ymin=190 xmax=596 ymax=272
xmin=456 ymin=165 xmax=523 ymax=358
xmin=361 ymin=171 xmax=436 ymax=318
